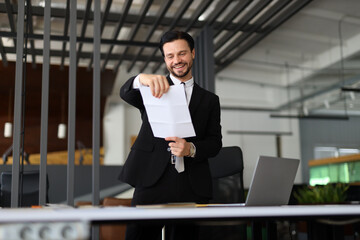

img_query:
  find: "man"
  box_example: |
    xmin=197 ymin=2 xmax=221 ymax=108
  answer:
xmin=119 ymin=31 xmax=222 ymax=240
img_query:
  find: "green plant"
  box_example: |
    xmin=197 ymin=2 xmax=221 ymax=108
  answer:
xmin=293 ymin=183 xmax=349 ymax=204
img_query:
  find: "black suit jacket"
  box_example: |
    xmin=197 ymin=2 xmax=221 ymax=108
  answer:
xmin=119 ymin=76 xmax=222 ymax=198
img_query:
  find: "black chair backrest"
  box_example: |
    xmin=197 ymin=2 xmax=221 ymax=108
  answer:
xmin=208 ymin=146 xmax=245 ymax=203
xmin=199 ymin=146 xmax=247 ymax=240
xmin=0 ymin=170 xmax=47 ymax=207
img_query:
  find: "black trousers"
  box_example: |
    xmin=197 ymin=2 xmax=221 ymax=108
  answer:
xmin=125 ymin=162 xmax=209 ymax=240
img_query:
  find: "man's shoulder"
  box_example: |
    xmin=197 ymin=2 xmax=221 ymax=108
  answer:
xmin=195 ymin=84 xmax=219 ymax=99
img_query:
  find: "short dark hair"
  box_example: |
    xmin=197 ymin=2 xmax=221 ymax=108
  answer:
xmin=159 ymin=31 xmax=194 ymax=57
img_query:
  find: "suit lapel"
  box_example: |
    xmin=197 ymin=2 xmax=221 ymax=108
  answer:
xmin=189 ymin=83 xmax=204 ymax=117
xmin=166 ymin=75 xmax=174 ymax=86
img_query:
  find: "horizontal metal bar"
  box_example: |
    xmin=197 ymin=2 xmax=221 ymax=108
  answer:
xmin=269 ymin=114 xmax=349 ymax=120
xmin=221 ymin=106 xmax=276 ymax=112
xmin=0 ymin=31 xmax=159 ymax=47
xmin=228 ymin=130 xmax=293 ymax=136
xmin=65 ymin=183 xmax=132 ymax=204
xmin=0 ymin=2 xmax=242 ymax=32
xmin=2 ymin=46 xmax=162 ymax=62
xmin=341 ymin=87 xmax=360 ymax=92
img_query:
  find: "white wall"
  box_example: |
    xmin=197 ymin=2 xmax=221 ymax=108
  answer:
xmin=221 ymin=110 xmax=302 ymax=188
xmin=103 ymin=65 xmax=303 ymax=187
xmin=102 ymin=66 xmax=141 ymax=165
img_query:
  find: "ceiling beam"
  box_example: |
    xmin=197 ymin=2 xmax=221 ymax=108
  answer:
xmin=143 ymin=0 xmax=193 ymax=73
xmin=206 ymin=0 xmax=233 ymax=26
xmin=127 ymin=0 xmax=174 ymax=72
xmin=213 ymin=0 xmax=252 ymax=38
xmin=60 ymin=0 xmax=70 ymax=70
xmin=76 ymin=0 xmax=93 ymax=68
xmin=2 ymin=46 xmax=162 ymax=63
xmin=0 ymin=2 xmax=270 ymax=32
xmin=215 ymin=0 xmax=274 ymax=54
xmin=87 ymin=0 xmax=113 ymax=70
xmin=0 ymin=38 xmax=8 ymax=66
xmin=184 ymin=0 xmax=213 ymax=32
xmin=113 ymin=0 xmax=153 ymax=72
xmin=151 ymin=0 xmax=213 ymax=73
xmin=4 ymin=0 xmax=16 ymax=47
xmin=0 ymin=31 xmax=159 ymax=47
xmin=216 ymin=0 xmax=313 ymax=73
xmin=101 ymin=0 xmax=132 ymax=72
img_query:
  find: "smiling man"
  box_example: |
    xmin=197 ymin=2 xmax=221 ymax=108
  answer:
xmin=119 ymin=31 xmax=222 ymax=240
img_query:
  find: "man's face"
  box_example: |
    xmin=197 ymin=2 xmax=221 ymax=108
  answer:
xmin=163 ymin=39 xmax=195 ymax=81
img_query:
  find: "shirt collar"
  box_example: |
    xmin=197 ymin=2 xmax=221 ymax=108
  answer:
xmin=170 ymin=74 xmax=194 ymax=88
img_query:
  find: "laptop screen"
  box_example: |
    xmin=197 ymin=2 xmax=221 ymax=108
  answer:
xmin=245 ymin=156 xmax=300 ymax=206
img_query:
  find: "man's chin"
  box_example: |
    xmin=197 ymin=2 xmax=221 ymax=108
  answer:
xmin=172 ymin=69 xmax=188 ymax=78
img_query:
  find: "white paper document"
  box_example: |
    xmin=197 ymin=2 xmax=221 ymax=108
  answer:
xmin=139 ymin=84 xmax=196 ymax=138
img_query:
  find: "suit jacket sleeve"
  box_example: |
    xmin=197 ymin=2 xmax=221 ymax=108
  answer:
xmin=120 ymin=76 xmax=145 ymax=110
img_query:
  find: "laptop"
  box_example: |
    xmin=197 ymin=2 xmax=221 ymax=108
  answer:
xmin=244 ymin=155 xmax=300 ymax=206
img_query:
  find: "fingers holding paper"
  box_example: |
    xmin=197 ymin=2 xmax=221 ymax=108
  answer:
xmin=165 ymin=137 xmax=191 ymax=157
xmin=139 ymin=74 xmax=170 ymax=98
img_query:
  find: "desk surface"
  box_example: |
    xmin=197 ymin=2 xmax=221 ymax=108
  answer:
xmin=1 ymin=204 xmax=360 ymax=223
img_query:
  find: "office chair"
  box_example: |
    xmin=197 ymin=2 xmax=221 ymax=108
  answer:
xmin=199 ymin=146 xmax=247 ymax=240
xmin=208 ymin=146 xmax=245 ymax=204
xmin=0 ymin=170 xmax=48 ymax=207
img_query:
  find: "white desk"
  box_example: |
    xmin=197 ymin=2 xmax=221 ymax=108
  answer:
xmin=1 ymin=204 xmax=360 ymax=223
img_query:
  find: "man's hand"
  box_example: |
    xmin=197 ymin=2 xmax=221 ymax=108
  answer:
xmin=139 ymin=74 xmax=170 ymax=98
xmin=165 ymin=137 xmax=191 ymax=157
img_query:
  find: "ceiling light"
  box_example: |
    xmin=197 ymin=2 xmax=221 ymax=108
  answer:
xmin=198 ymin=15 xmax=206 ymax=21
xmin=4 ymin=122 xmax=12 ymax=138
xmin=57 ymin=123 xmax=67 ymax=139
xmin=302 ymin=106 xmax=309 ymax=116
xmin=324 ymin=100 xmax=330 ymax=109
xmin=349 ymin=92 xmax=356 ymax=100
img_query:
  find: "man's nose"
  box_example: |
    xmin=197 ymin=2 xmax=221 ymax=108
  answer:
xmin=174 ymin=55 xmax=180 ymax=63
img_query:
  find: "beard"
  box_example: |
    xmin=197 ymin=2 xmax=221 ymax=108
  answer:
xmin=167 ymin=59 xmax=193 ymax=80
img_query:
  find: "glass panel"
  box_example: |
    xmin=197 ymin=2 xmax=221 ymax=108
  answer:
xmin=314 ymin=146 xmax=338 ymax=159
xmin=309 ymin=161 xmax=360 ymax=186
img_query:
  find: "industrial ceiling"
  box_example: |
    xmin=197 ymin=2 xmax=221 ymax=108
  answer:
xmin=0 ymin=0 xmax=360 ymax=115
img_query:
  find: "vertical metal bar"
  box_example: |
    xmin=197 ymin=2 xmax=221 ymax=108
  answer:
xmin=193 ymin=35 xmax=200 ymax=86
xmin=11 ymin=0 xmax=25 ymax=208
xmin=26 ymin=1 xmax=37 ymax=68
xmin=276 ymin=135 xmax=282 ymax=158
xmin=92 ymin=6 xmax=101 ymax=240
xmin=199 ymin=30 xmax=206 ymax=89
xmin=39 ymin=0 xmax=51 ymax=205
xmin=92 ymin=0 xmax=100 ymax=206
xmin=193 ymin=25 xmax=214 ymax=93
xmin=67 ymin=0 xmax=77 ymax=207
xmin=203 ymin=25 xmax=214 ymax=93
